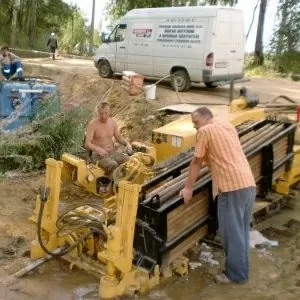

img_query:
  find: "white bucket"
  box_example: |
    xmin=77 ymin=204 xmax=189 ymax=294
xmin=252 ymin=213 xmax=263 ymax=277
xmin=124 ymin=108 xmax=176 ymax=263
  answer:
xmin=144 ymin=84 xmax=156 ymax=100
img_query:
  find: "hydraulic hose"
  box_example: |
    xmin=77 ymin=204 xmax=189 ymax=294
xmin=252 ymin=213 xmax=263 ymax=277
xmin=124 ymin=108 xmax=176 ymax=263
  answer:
xmin=37 ymin=200 xmax=93 ymax=257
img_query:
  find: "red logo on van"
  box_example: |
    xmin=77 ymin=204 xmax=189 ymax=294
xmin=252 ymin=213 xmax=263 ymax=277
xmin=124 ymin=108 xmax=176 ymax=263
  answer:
xmin=132 ymin=29 xmax=153 ymax=38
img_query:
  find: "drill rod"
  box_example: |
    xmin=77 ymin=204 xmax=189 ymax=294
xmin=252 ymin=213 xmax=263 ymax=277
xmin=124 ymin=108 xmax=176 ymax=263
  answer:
xmin=146 ymin=123 xmax=286 ymax=204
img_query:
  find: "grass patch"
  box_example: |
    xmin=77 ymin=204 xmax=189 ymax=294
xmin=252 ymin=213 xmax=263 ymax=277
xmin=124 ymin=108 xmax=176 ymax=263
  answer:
xmin=245 ymin=52 xmax=300 ymax=80
xmin=0 ymin=96 xmax=92 ymax=173
xmin=245 ymin=55 xmax=279 ymax=78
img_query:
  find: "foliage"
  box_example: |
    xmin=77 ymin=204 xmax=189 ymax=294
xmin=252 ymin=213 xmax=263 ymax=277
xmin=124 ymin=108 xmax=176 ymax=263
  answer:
xmin=272 ymin=51 xmax=300 ymax=76
xmin=0 ymin=97 xmax=91 ymax=172
xmin=106 ymin=0 xmax=238 ymax=21
xmin=0 ymin=0 xmax=99 ymax=55
xmin=245 ymin=54 xmax=278 ymax=78
xmin=270 ymin=0 xmax=300 ymax=54
xmin=269 ymin=0 xmax=300 ymax=75
xmin=59 ymin=8 xmax=89 ymax=54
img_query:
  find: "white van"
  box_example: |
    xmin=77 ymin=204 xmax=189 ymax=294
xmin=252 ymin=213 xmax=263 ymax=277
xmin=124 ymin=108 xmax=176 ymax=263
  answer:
xmin=94 ymin=6 xmax=245 ymax=92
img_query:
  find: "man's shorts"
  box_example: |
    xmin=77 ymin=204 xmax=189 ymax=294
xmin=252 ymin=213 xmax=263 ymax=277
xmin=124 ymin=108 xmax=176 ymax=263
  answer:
xmin=92 ymin=151 xmax=129 ymax=174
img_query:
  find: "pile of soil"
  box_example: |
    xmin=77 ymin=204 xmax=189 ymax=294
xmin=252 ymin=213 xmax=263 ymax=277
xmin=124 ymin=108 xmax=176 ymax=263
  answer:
xmin=100 ymin=82 xmax=177 ymax=141
xmin=24 ymin=65 xmax=177 ymax=142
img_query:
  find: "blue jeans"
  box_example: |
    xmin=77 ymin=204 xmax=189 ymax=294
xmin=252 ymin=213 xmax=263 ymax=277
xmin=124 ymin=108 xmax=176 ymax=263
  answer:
xmin=217 ymin=187 xmax=256 ymax=282
xmin=1 ymin=61 xmax=23 ymax=79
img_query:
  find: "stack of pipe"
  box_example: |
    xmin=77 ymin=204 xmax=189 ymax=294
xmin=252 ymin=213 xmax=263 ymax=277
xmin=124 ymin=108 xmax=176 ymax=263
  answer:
xmin=145 ymin=122 xmax=287 ymax=205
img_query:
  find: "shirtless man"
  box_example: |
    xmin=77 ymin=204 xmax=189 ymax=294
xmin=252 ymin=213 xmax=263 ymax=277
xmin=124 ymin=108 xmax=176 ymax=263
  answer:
xmin=85 ymin=102 xmax=132 ymax=174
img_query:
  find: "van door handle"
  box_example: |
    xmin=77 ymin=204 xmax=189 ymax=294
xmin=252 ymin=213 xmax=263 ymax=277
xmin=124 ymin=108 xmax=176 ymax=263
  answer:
xmin=120 ymin=46 xmax=126 ymax=49
xmin=230 ymin=50 xmax=236 ymax=53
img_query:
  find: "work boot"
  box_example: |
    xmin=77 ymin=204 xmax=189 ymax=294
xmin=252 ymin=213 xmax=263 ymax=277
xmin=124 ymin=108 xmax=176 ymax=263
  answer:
xmin=215 ymin=273 xmax=231 ymax=284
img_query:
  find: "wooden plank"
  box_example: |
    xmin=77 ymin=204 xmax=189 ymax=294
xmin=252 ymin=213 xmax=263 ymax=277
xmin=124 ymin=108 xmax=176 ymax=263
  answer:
xmin=167 ymin=190 xmax=208 ymax=241
xmin=167 ymin=205 xmax=208 ymax=241
xmin=166 ymin=225 xmax=208 ymax=264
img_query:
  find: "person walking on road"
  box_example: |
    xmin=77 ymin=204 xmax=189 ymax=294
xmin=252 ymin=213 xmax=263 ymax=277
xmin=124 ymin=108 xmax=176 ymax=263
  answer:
xmin=180 ymin=107 xmax=256 ymax=284
xmin=47 ymin=33 xmax=58 ymax=60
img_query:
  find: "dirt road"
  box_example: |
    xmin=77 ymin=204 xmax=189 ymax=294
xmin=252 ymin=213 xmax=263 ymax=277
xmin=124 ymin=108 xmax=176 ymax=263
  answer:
xmin=1 ymin=57 xmax=300 ymax=300
xmin=23 ymin=57 xmax=300 ymax=105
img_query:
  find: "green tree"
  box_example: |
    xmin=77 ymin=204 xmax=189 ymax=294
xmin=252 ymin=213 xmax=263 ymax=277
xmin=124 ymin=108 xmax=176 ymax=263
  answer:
xmin=0 ymin=0 xmax=91 ymax=54
xmin=269 ymin=0 xmax=300 ymax=74
xmin=271 ymin=0 xmax=300 ymax=53
xmin=59 ymin=7 xmax=89 ymax=54
xmin=106 ymin=0 xmax=238 ymax=21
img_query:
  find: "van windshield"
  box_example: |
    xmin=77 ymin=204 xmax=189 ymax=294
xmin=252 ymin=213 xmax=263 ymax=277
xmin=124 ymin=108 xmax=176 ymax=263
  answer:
xmin=107 ymin=24 xmax=127 ymax=43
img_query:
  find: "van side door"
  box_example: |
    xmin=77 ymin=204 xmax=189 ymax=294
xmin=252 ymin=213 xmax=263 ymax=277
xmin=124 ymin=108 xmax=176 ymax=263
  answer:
xmin=211 ymin=15 xmax=231 ymax=77
xmin=128 ymin=22 xmax=155 ymax=76
xmin=108 ymin=24 xmax=128 ymax=72
xmin=229 ymin=11 xmax=244 ymax=76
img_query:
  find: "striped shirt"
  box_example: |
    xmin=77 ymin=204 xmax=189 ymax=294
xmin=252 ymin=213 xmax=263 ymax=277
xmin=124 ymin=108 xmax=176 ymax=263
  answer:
xmin=194 ymin=120 xmax=256 ymax=198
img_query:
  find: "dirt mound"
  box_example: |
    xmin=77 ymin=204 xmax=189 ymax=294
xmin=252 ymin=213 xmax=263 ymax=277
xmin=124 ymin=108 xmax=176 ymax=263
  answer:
xmin=100 ymin=82 xmax=177 ymax=141
xmin=25 ymin=64 xmax=177 ymax=142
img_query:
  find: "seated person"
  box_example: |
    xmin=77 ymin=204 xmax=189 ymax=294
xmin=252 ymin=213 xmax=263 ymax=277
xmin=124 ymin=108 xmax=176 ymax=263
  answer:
xmin=85 ymin=102 xmax=132 ymax=174
xmin=0 ymin=46 xmax=24 ymax=80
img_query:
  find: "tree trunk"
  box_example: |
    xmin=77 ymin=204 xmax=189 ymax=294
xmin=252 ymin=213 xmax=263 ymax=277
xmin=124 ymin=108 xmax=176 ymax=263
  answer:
xmin=26 ymin=2 xmax=31 ymax=39
xmin=11 ymin=0 xmax=20 ymax=47
xmin=89 ymin=0 xmax=95 ymax=53
xmin=254 ymin=0 xmax=267 ymax=66
xmin=29 ymin=0 xmax=38 ymax=48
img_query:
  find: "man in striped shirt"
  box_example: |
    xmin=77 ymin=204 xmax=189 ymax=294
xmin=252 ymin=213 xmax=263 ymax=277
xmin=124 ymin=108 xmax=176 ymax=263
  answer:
xmin=181 ymin=107 xmax=256 ymax=284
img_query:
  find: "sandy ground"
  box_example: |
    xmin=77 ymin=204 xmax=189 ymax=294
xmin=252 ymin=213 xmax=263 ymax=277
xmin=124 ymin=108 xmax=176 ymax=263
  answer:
xmin=1 ymin=57 xmax=300 ymax=299
xmin=1 ymin=174 xmax=300 ymax=300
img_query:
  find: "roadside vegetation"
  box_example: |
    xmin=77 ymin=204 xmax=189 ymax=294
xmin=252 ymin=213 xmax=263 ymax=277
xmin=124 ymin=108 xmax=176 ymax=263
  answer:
xmin=0 ymin=97 xmax=90 ymax=172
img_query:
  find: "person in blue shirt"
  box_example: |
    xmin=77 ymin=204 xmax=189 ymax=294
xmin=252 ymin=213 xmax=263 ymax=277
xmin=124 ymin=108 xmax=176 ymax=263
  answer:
xmin=0 ymin=46 xmax=24 ymax=80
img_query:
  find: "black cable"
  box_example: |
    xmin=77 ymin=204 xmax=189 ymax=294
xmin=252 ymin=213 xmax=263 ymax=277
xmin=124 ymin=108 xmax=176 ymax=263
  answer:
xmin=37 ymin=201 xmax=94 ymax=257
xmin=55 ymin=204 xmax=108 ymax=239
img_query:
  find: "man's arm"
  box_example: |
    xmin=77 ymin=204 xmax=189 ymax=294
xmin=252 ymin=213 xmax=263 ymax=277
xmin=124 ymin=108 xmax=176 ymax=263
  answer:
xmin=9 ymin=52 xmax=21 ymax=63
xmin=181 ymin=130 xmax=208 ymax=204
xmin=185 ymin=157 xmax=203 ymax=189
xmin=113 ymin=121 xmax=131 ymax=149
xmin=85 ymin=121 xmax=108 ymax=156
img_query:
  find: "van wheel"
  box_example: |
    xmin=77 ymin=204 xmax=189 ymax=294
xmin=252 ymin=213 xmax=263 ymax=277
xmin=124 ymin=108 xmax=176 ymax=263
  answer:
xmin=98 ymin=60 xmax=113 ymax=78
xmin=204 ymin=82 xmax=217 ymax=88
xmin=171 ymin=70 xmax=191 ymax=92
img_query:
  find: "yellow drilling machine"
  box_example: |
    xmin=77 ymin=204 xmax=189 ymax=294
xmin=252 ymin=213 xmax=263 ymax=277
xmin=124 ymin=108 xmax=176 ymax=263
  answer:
xmin=24 ymin=91 xmax=300 ymax=299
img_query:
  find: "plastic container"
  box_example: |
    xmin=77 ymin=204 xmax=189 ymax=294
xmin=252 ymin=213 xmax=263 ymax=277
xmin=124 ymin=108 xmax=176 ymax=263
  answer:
xmin=144 ymin=84 xmax=156 ymax=100
xmin=96 ymin=176 xmax=112 ymax=195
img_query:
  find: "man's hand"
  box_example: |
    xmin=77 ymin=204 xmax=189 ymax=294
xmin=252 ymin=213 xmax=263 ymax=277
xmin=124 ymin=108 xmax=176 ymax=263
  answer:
xmin=97 ymin=148 xmax=108 ymax=156
xmin=180 ymin=187 xmax=193 ymax=204
xmin=126 ymin=143 xmax=133 ymax=154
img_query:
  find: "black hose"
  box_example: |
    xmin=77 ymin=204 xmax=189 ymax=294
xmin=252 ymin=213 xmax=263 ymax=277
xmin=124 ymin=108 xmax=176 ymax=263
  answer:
xmin=37 ymin=201 xmax=93 ymax=257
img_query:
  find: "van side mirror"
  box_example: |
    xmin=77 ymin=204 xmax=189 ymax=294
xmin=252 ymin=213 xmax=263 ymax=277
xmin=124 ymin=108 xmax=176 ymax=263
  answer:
xmin=101 ymin=33 xmax=108 ymax=43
